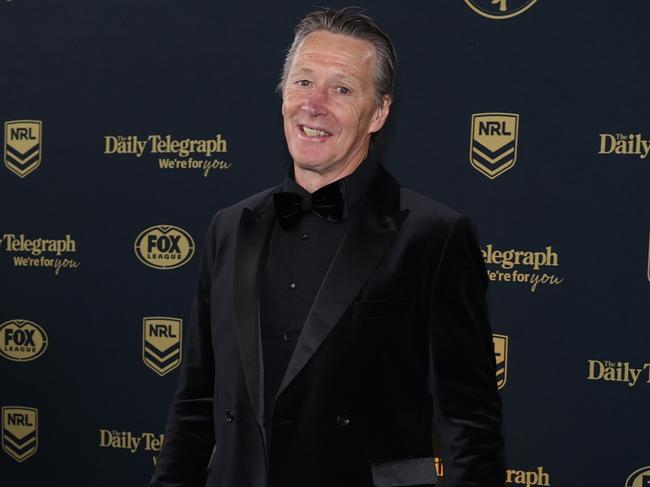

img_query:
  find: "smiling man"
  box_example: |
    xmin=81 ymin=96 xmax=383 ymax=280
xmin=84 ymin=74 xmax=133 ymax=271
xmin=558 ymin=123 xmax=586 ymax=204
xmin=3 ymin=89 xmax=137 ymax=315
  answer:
xmin=151 ymin=7 xmax=504 ymax=487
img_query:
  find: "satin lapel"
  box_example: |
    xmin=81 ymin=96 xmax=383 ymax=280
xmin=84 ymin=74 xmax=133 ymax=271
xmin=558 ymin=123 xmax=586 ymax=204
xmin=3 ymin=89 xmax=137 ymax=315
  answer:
xmin=276 ymin=167 xmax=409 ymax=399
xmin=233 ymin=201 xmax=275 ymax=426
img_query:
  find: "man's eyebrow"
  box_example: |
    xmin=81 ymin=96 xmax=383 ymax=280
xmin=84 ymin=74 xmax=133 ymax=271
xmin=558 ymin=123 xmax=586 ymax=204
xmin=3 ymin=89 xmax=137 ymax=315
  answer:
xmin=290 ymin=66 xmax=363 ymax=84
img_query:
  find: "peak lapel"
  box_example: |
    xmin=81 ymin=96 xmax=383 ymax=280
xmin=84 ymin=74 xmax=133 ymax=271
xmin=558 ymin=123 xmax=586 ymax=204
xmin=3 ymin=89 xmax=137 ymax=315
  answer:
xmin=276 ymin=166 xmax=409 ymax=399
xmin=233 ymin=198 xmax=275 ymax=426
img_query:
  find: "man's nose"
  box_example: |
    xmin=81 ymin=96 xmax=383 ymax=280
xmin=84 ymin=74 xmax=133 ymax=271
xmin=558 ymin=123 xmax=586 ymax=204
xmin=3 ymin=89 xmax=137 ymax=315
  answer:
xmin=302 ymin=87 xmax=328 ymax=116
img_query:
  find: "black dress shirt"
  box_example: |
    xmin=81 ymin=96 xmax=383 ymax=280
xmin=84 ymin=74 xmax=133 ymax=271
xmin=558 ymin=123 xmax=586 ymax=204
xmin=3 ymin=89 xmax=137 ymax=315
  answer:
xmin=260 ymin=160 xmax=378 ymax=441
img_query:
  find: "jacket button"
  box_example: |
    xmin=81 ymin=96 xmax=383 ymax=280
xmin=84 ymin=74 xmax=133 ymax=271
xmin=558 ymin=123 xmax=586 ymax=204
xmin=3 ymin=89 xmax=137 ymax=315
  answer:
xmin=225 ymin=409 xmax=235 ymax=423
xmin=336 ymin=414 xmax=351 ymax=427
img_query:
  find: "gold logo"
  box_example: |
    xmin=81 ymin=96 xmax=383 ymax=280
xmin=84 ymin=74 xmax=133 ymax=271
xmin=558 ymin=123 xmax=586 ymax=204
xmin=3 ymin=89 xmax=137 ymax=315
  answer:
xmin=143 ymin=317 xmax=182 ymax=376
xmin=506 ymin=466 xmax=550 ymax=486
xmin=4 ymin=120 xmax=42 ymax=178
xmin=481 ymin=244 xmax=564 ymax=292
xmin=493 ymin=333 xmax=508 ymax=389
xmin=134 ymin=225 xmax=195 ymax=270
xmin=647 ymin=232 xmax=650 ymax=283
xmin=587 ymin=360 xmax=650 ymax=387
xmin=464 ymin=0 xmax=538 ymax=19
xmin=2 ymin=406 xmax=38 ymax=462
xmin=0 ymin=319 xmax=48 ymax=362
xmin=626 ymin=466 xmax=650 ymax=487
xmin=470 ymin=113 xmax=519 ymax=179
xmin=599 ymin=133 xmax=650 ymax=159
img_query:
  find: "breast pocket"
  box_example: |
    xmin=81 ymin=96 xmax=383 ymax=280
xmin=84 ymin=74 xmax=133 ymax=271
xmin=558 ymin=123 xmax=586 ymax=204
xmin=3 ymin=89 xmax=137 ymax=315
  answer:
xmin=352 ymin=296 xmax=416 ymax=320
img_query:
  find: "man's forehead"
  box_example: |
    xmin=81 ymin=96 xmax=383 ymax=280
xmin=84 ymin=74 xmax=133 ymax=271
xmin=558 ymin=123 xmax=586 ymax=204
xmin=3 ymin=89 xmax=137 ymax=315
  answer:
xmin=294 ymin=31 xmax=376 ymax=64
xmin=289 ymin=31 xmax=376 ymax=79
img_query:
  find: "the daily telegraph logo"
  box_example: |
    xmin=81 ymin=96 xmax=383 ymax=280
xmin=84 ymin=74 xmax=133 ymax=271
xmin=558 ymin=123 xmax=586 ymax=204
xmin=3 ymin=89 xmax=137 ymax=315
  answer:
xmin=104 ymin=134 xmax=231 ymax=177
xmin=0 ymin=319 xmax=48 ymax=362
xmin=2 ymin=406 xmax=38 ymax=462
xmin=134 ymin=225 xmax=195 ymax=270
xmin=143 ymin=317 xmax=182 ymax=376
xmin=4 ymin=120 xmax=42 ymax=178
xmin=506 ymin=466 xmax=550 ymax=486
xmin=470 ymin=113 xmax=519 ymax=179
xmin=587 ymin=360 xmax=650 ymax=387
xmin=493 ymin=333 xmax=508 ymax=390
xmin=599 ymin=133 xmax=650 ymax=159
xmin=626 ymin=466 xmax=650 ymax=487
xmin=464 ymin=0 xmax=538 ymax=20
xmin=481 ymin=244 xmax=563 ymax=292
xmin=98 ymin=429 xmax=164 ymax=465
xmin=0 ymin=233 xmax=80 ymax=275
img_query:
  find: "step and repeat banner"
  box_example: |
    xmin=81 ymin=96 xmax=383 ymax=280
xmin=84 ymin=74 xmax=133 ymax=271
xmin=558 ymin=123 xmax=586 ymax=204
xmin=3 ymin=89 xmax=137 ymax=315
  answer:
xmin=1 ymin=1 xmax=648 ymax=486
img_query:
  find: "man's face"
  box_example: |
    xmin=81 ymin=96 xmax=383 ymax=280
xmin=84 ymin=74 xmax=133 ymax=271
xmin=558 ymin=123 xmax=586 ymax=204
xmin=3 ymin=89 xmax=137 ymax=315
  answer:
xmin=282 ymin=31 xmax=390 ymax=178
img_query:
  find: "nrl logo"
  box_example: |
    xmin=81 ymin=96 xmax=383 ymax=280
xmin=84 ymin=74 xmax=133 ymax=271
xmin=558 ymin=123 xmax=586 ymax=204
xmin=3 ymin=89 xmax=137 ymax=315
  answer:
xmin=2 ymin=406 xmax=38 ymax=462
xmin=4 ymin=120 xmax=42 ymax=178
xmin=464 ymin=0 xmax=538 ymax=20
xmin=470 ymin=113 xmax=519 ymax=179
xmin=143 ymin=317 xmax=182 ymax=376
xmin=493 ymin=333 xmax=508 ymax=389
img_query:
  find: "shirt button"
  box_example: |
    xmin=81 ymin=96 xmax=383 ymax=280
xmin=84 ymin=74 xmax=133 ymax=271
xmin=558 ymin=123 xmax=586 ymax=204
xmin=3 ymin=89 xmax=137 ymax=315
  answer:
xmin=336 ymin=414 xmax=351 ymax=427
xmin=300 ymin=233 xmax=309 ymax=240
xmin=281 ymin=333 xmax=288 ymax=341
xmin=289 ymin=282 xmax=296 ymax=289
xmin=225 ymin=409 xmax=235 ymax=423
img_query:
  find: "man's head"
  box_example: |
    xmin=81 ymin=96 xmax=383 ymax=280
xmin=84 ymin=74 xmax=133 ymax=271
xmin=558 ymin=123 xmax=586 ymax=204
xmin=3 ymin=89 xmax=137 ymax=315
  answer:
xmin=279 ymin=7 xmax=397 ymax=186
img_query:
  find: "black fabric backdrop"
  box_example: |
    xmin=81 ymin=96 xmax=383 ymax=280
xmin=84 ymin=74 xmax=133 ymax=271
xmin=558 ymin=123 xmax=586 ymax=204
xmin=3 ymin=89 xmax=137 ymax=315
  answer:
xmin=1 ymin=1 xmax=649 ymax=486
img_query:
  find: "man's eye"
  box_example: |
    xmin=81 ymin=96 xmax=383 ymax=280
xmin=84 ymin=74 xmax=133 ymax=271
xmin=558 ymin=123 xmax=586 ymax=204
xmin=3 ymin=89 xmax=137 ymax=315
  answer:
xmin=296 ymin=80 xmax=311 ymax=87
xmin=335 ymin=86 xmax=352 ymax=95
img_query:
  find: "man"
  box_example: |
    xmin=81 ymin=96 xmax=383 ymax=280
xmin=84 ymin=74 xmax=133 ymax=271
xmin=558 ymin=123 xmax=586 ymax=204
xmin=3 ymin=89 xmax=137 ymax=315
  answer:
xmin=151 ymin=7 xmax=504 ymax=487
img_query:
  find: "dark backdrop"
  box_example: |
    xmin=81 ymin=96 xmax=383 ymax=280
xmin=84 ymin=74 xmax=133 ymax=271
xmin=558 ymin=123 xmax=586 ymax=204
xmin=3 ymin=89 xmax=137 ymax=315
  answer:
xmin=1 ymin=1 xmax=649 ymax=486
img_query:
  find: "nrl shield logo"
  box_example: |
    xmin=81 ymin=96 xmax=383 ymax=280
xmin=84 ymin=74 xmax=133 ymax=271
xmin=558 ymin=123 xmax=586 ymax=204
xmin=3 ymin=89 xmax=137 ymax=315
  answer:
xmin=143 ymin=317 xmax=182 ymax=376
xmin=464 ymin=0 xmax=538 ymax=20
xmin=492 ymin=334 xmax=508 ymax=389
xmin=2 ymin=406 xmax=38 ymax=462
xmin=4 ymin=120 xmax=42 ymax=178
xmin=470 ymin=113 xmax=519 ymax=179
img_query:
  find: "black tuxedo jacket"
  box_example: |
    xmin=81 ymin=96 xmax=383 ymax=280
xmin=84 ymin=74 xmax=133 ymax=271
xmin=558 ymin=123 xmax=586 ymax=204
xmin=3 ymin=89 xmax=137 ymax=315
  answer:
xmin=150 ymin=164 xmax=504 ymax=487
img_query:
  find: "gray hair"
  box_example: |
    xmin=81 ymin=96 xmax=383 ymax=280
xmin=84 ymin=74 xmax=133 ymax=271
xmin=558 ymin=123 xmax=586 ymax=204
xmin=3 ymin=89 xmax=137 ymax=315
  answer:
xmin=278 ymin=7 xmax=397 ymax=107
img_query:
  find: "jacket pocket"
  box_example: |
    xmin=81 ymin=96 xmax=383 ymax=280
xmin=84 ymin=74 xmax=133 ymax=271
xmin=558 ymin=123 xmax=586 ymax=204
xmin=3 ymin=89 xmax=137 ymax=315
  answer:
xmin=371 ymin=457 xmax=437 ymax=486
xmin=353 ymin=297 xmax=416 ymax=320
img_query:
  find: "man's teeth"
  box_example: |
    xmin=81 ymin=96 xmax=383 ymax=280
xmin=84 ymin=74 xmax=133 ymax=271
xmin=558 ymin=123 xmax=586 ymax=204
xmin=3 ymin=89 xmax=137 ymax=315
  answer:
xmin=302 ymin=126 xmax=329 ymax=137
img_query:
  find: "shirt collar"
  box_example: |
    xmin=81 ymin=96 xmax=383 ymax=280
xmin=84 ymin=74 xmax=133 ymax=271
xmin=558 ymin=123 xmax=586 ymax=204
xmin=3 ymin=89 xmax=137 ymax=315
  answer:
xmin=282 ymin=159 xmax=378 ymax=217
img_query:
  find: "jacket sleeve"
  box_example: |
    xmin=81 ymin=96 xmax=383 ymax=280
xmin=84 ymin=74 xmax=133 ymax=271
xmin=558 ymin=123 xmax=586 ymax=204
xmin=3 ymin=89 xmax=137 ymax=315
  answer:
xmin=150 ymin=212 xmax=220 ymax=487
xmin=428 ymin=215 xmax=505 ymax=487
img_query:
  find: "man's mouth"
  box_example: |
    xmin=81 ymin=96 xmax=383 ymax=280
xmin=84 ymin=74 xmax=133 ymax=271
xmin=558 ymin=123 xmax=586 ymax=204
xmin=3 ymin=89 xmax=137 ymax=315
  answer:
xmin=300 ymin=125 xmax=332 ymax=137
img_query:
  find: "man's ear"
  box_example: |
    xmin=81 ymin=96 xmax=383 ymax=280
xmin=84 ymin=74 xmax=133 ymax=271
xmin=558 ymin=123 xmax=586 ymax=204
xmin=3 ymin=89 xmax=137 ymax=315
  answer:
xmin=369 ymin=95 xmax=393 ymax=134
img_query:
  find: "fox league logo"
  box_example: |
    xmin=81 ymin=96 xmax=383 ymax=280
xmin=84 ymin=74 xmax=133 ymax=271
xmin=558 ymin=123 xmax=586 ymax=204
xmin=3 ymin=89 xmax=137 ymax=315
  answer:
xmin=470 ymin=113 xmax=519 ymax=179
xmin=2 ymin=406 xmax=38 ymax=462
xmin=464 ymin=0 xmax=538 ymax=19
xmin=143 ymin=317 xmax=182 ymax=376
xmin=626 ymin=466 xmax=650 ymax=487
xmin=493 ymin=334 xmax=508 ymax=389
xmin=134 ymin=225 xmax=195 ymax=270
xmin=0 ymin=319 xmax=48 ymax=362
xmin=4 ymin=120 xmax=42 ymax=178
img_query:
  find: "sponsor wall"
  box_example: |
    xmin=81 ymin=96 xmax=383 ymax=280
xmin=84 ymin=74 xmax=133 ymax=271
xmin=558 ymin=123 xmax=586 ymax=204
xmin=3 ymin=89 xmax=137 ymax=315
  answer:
xmin=1 ymin=1 xmax=648 ymax=486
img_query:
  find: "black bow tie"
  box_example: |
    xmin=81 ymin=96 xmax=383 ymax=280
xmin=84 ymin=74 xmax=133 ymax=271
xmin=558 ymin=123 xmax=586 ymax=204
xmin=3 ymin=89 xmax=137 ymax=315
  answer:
xmin=273 ymin=182 xmax=345 ymax=230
